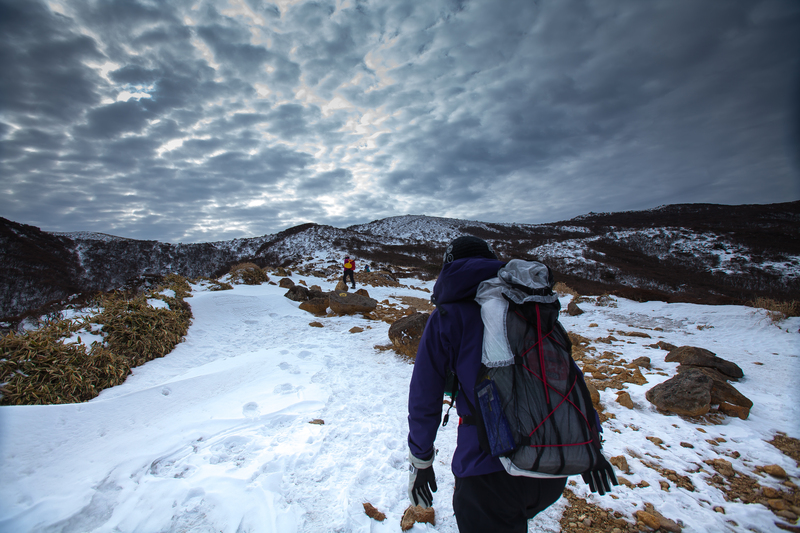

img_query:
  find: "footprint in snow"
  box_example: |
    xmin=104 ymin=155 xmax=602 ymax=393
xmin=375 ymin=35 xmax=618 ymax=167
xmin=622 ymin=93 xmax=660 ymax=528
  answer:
xmin=242 ymin=402 xmax=260 ymax=418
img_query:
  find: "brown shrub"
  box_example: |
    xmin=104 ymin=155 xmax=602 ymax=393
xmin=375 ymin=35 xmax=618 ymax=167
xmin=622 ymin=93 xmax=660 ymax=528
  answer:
xmin=0 ymin=275 xmax=193 ymax=405
xmin=748 ymin=297 xmax=799 ymax=322
xmin=230 ymin=263 xmax=270 ymax=285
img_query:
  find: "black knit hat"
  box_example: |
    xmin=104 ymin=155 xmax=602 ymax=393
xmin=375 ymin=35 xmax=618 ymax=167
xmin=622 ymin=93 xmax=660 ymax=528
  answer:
xmin=443 ymin=236 xmax=498 ymax=265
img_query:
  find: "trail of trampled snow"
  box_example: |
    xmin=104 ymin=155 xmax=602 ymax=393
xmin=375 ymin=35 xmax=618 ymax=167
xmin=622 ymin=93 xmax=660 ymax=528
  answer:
xmin=0 ymin=275 xmax=798 ymax=532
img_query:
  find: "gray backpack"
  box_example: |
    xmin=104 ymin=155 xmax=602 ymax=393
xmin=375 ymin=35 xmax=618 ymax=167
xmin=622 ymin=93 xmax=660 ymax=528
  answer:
xmin=470 ymin=260 xmax=604 ymax=478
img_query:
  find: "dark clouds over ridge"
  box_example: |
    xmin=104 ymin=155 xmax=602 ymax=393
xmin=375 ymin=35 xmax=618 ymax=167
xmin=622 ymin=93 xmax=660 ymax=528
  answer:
xmin=1 ymin=0 xmax=798 ymax=243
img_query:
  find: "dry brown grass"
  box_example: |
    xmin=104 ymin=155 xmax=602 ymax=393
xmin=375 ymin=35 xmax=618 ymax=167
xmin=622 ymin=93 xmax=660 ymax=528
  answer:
xmin=748 ymin=297 xmax=799 ymax=323
xmin=554 ymin=281 xmax=579 ymax=298
xmin=0 ymin=322 xmax=130 ymax=405
xmin=229 ymin=263 xmax=270 ymax=285
xmin=0 ymin=275 xmax=193 ymax=405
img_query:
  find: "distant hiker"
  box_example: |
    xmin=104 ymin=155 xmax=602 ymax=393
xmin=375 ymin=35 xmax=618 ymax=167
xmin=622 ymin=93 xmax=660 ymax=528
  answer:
xmin=407 ymin=236 xmax=616 ymax=533
xmin=364 ymin=265 xmax=371 ymax=273
xmin=343 ymin=256 xmax=356 ymax=289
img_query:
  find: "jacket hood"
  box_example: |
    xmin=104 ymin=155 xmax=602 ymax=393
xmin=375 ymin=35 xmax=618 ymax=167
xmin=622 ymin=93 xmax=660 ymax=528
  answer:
xmin=432 ymin=257 xmax=506 ymax=305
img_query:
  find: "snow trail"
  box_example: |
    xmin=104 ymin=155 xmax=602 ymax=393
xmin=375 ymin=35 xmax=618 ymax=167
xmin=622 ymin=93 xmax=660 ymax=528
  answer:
xmin=1 ymin=275 xmax=798 ymax=532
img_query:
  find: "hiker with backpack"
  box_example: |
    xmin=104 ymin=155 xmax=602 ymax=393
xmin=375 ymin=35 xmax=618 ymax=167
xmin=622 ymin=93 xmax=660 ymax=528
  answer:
xmin=407 ymin=236 xmax=617 ymax=532
xmin=343 ymin=255 xmax=356 ymax=289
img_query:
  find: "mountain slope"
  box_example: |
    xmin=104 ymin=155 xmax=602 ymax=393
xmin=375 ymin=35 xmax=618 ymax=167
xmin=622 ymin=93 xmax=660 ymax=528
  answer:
xmin=1 ymin=201 xmax=798 ymax=322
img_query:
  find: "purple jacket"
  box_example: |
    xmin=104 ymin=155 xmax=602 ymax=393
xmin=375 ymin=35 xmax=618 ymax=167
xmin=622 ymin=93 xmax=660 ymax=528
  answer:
xmin=407 ymin=257 xmax=507 ymax=478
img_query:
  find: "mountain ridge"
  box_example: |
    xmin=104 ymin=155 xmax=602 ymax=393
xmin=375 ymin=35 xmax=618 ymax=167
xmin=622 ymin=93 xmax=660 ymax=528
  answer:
xmin=2 ymin=200 xmax=799 ymax=323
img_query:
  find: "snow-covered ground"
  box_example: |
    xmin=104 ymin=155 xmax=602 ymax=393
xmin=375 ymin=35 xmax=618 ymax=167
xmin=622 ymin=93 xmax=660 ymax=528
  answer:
xmin=1 ymin=273 xmax=798 ymax=532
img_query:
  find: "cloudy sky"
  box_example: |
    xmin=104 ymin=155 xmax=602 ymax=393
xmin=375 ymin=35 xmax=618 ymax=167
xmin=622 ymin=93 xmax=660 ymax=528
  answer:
xmin=1 ymin=0 xmax=798 ymax=243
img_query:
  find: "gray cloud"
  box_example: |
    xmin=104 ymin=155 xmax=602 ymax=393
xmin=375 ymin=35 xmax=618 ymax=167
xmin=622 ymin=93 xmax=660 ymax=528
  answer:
xmin=1 ymin=0 xmax=797 ymax=243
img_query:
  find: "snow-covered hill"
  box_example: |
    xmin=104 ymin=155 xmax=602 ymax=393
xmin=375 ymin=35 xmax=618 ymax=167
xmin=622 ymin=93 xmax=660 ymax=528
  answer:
xmin=1 ymin=273 xmax=798 ymax=532
xmin=2 ymin=201 xmax=799 ymax=323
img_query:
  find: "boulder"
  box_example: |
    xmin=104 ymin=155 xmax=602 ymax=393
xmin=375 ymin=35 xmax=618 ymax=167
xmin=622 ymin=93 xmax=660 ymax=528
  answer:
xmin=676 ymin=365 xmax=753 ymax=409
xmin=388 ymin=312 xmax=430 ymax=358
xmin=355 ymin=288 xmax=371 ymax=298
xmin=278 ymin=277 xmax=295 ymax=288
xmin=284 ymin=285 xmax=312 ymax=302
xmin=328 ymin=290 xmax=378 ymax=315
xmin=645 ymin=368 xmax=713 ymax=417
xmin=665 ymin=346 xmax=743 ymax=380
xmin=310 ymin=285 xmax=322 ymax=292
xmin=335 ymin=280 xmax=349 ymax=291
xmin=567 ymin=302 xmax=584 ymax=316
xmin=299 ymin=297 xmax=329 ymax=316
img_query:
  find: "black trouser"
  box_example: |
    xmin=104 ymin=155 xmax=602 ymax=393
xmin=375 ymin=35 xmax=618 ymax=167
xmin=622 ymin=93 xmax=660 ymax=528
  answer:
xmin=453 ymin=471 xmax=566 ymax=533
xmin=343 ymin=269 xmax=355 ymax=287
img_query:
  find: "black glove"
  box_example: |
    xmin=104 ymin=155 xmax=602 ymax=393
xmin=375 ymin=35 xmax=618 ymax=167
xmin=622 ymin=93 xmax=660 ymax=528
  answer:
xmin=408 ymin=451 xmax=438 ymax=507
xmin=581 ymin=454 xmax=619 ymax=496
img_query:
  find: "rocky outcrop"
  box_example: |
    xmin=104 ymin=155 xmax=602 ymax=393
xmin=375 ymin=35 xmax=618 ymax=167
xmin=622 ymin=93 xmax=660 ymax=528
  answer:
xmin=328 ymin=291 xmax=377 ymax=315
xmin=645 ymin=368 xmax=714 ymax=416
xmin=676 ymin=365 xmax=753 ymax=409
xmin=648 ymin=345 xmax=753 ymax=419
xmin=388 ymin=312 xmax=430 ymax=358
xmin=665 ymin=346 xmax=743 ymax=380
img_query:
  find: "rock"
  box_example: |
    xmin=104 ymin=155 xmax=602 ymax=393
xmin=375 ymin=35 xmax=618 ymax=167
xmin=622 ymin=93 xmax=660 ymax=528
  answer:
xmin=635 ymin=511 xmax=661 ymax=530
xmin=616 ymin=391 xmax=635 ymax=409
xmin=707 ymin=458 xmax=735 ymax=477
xmin=310 ymin=285 xmax=322 ymax=292
xmin=643 ymin=504 xmax=682 ymax=532
xmin=660 ymin=480 xmax=670 ymax=491
xmin=388 ymin=312 xmax=430 ymax=358
xmin=645 ymin=368 xmax=713 ymax=417
xmin=363 ymin=502 xmax=386 ymax=521
xmin=401 ymin=506 xmax=435 ymax=531
xmin=763 ymin=464 xmax=788 ymax=479
xmin=278 ymin=277 xmax=295 ymax=288
xmin=567 ymin=302 xmax=584 ymax=316
xmin=665 ymin=346 xmax=743 ymax=380
xmin=768 ymin=499 xmax=788 ymax=511
xmin=610 ymin=455 xmax=630 ymax=473
xmin=713 ymin=506 xmax=725 ymax=514
xmin=718 ymin=401 xmax=750 ymax=420
xmin=621 ymin=367 xmax=648 ymax=386
xmin=647 ymin=436 xmax=664 ymax=446
xmin=309 ymin=322 xmax=323 ymax=328
xmin=617 ymin=476 xmax=634 ymax=488
xmin=680 ymin=442 xmax=694 ymax=448
xmin=586 ymin=381 xmax=601 ymax=406
xmin=656 ymin=341 xmax=677 ymax=351
xmin=621 ymin=331 xmax=652 ymax=338
xmin=763 ymin=486 xmax=783 ymax=499
xmin=355 ymin=288 xmax=370 ymax=298
xmin=349 ymin=326 xmax=364 ymax=333
xmin=676 ymin=365 xmax=753 ymax=409
xmin=284 ymin=285 xmax=312 ymax=302
xmin=328 ymin=291 xmax=378 ymax=315
xmin=309 ymin=419 xmax=324 ymax=424
xmin=628 ymin=356 xmax=652 ymax=370
xmin=299 ymin=297 xmax=330 ymax=316
xmin=335 ymin=280 xmax=349 ymax=291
